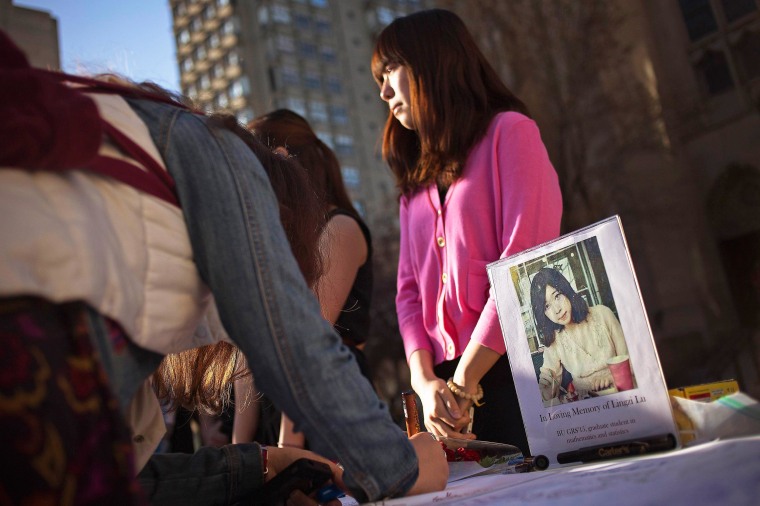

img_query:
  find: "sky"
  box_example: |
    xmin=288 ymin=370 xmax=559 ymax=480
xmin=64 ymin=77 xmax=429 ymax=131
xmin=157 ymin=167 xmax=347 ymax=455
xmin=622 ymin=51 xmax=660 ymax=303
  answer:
xmin=17 ymin=0 xmax=180 ymax=92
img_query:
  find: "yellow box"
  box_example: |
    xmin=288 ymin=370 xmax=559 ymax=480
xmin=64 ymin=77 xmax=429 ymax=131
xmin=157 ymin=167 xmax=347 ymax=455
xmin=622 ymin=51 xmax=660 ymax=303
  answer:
xmin=668 ymin=379 xmax=739 ymax=403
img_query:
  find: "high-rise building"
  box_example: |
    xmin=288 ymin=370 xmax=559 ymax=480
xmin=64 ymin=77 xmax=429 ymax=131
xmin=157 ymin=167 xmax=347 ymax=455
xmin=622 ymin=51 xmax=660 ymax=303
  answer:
xmin=0 ymin=0 xmax=59 ymax=69
xmin=169 ymin=0 xmax=431 ymax=230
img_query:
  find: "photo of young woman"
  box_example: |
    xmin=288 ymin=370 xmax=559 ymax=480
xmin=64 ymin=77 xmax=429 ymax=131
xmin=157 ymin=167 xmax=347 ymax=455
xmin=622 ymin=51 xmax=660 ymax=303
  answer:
xmin=530 ymin=267 xmax=633 ymax=407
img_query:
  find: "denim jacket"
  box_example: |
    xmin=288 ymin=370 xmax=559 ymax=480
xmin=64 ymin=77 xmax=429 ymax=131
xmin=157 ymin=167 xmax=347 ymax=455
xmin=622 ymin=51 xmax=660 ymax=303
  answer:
xmin=122 ymin=98 xmax=418 ymax=504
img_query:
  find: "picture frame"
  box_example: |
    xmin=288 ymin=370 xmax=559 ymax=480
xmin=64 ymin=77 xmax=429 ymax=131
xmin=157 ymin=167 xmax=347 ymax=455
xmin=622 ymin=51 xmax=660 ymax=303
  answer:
xmin=487 ymin=216 xmax=678 ymax=464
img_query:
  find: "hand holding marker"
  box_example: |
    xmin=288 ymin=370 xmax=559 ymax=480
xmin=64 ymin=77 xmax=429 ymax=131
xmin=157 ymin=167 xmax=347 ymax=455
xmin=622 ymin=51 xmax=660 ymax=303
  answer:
xmin=402 ymin=390 xmax=548 ymax=472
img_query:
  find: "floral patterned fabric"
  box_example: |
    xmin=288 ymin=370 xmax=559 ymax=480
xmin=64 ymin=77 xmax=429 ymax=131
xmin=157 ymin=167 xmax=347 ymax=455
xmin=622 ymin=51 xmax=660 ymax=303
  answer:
xmin=0 ymin=297 xmax=146 ymax=505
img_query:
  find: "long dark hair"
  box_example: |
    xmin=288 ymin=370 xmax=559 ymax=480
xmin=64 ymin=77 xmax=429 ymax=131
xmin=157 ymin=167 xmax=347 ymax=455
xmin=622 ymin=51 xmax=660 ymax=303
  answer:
xmin=371 ymin=9 xmax=529 ymax=195
xmin=530 ymin=267 xmax=589 ymax=347
xmin=249 ymin=109 xmax=361 ymax=222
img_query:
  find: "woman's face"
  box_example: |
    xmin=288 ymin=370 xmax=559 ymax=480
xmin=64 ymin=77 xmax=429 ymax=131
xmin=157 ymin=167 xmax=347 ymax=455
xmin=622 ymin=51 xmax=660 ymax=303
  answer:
xmin=379 ymin=63 xmax=414 ymax=130
xmin=544 ymin=285 xmax=572 ymax=326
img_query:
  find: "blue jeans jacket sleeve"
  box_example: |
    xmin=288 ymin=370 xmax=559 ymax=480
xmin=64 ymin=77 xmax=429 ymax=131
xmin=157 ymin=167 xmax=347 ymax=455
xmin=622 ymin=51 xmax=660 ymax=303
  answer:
xmin=138 ymin=443 xmax=264 ymax=504
xmin=127 ymin=99 xmax=418 ymax=503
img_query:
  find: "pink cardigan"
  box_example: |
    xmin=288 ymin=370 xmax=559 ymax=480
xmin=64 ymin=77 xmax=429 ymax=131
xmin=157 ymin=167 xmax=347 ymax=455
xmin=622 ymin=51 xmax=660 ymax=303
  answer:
xmin=396 ymin=112 xmax=562 ymax=364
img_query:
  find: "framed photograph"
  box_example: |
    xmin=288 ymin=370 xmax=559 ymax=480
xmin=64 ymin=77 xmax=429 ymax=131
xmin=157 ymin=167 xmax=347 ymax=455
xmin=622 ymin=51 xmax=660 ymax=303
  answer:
xmin=487 ymin=216 xmax=678 ymax=465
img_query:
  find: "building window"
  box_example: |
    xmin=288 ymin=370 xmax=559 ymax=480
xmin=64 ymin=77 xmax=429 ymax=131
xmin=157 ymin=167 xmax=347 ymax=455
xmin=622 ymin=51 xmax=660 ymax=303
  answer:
xmin=696 ymin=49 xmax=735 ymax=94
xmin=310 ymin=0 xmax=327 ymax=8
xmin=377 ymin=6 xmax=396 ymax=26
xmin=236 ymin=107 xmax=254 ymax=125
xmin=195 ymin=44 xmax=207 ymax=60
xmin=178 ymin=29 xmax=191 ymax=45
xmin=272 ymin=5 xmax=291 ymax=23
xmin=309 ymin=100 xmax=328 ymax=122
xmin=174 ymin=3 xmax=187 ymax=18
xmin=314 ymin=16 xmax=331 ymax=32
xmin=304 ymin=71 xmax=322 ymax=89
xmin=203 ymin=4 xmax=217 ymax=20
xmin=286 ymin=97 xmax=307 ymax=116
xmin=281 ymin=65 xmax=300 ymax=86
xmin=681 ymin=1 xmax=760 ymax=99
xmin=221 ymin=18 xmax=237 ymax=36
xmin=317 ymin=130 xmax=333 ymax=148
xmin=294 ymin=13 xmax=310 ymax=29
xmin=199 ymin=74 xmax=211 ymax=90
xmin=191 ymin=16 xmax=203 ymax=33
xmin=226 ymin=50 xmax=239 ymax=67
xmin=229 ymin=77 xmax=250 ymax=98
xmin=218 ymin=0 xmax=229 ymax=6
xmin=320 ymin=44 xmax=336 ymax=62
xmin=299 ymin=41 xmax=317 ymax=58
xmin=353 ymin=200 xmax=366 ymax=217
xmin=720 ymin=0 xmax=757 ymax=23
xmin=186 ymin=84 xmax=197 ymax=98
xmin=325 ymin=76 xmax=342 ymax=93
xmin=341 ymin=166 xmax=361 ymax=189
xmin=216 ymin=92 xmax=229 ymax=109
xmin=334 ymin=134 xmax=354 ymax=155
xmin=209 ymin=33 xmax=220 ymax=49
xmin=182 ymin=58 xmax=194 ymax=73
xmin=276 ymin=35 xmax=295 ymax=53
xmin=331 ymin=105 xmax=348 ymax=124
xmin=213 ymin=63 xmax=225 ymax=79
xmin=678 ymin=0 xmax=718 ymax=41
xmin=258 ymin=5 xmax=269 ymax=24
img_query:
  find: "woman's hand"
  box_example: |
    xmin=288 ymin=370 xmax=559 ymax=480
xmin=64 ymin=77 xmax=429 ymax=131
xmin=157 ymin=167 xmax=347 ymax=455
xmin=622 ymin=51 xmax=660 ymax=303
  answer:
xmin=591 ymin=371 xmax=614 ymax=391
xmin=452 ymin=395 xmax=474 ymax=434
xmin=408 ymin=350 xmax=472 ymax=440
xmin=574 ymin=369 xmax=614 ymax=392
xmin=405 ymin=432 xmax=449 ymax=496
xmin=415 ymin=376 xmax=472 ymax=439
xmin=265 ymin=446 xmax=345 ymax=490
xmin=267 ymin=434 xmax=448 ymax=503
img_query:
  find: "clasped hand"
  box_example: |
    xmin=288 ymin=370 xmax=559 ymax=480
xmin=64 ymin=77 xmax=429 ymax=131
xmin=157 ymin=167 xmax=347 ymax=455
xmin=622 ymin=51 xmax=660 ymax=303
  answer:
xmin=417 ymin=377 xmax=476 ymax=440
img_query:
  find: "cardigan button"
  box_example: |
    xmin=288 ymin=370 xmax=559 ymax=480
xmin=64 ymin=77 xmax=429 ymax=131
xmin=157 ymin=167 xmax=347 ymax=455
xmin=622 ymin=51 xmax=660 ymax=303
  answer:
xmin=437 ymin=236 xmax=445 ymax=247
xmin=442 ymin=273 xmax=448 ymax=283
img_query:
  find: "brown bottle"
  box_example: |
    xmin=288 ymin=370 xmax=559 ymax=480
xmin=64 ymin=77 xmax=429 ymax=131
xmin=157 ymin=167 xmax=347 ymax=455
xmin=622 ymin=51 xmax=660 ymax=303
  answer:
xmin=401 ymin=390 xmax=421 ymax=436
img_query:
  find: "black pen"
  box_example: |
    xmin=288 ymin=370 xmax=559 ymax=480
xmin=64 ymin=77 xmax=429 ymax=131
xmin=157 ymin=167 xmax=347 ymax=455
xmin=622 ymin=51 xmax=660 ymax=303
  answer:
xmin=556 ymin=433 xmax=676 ymax=464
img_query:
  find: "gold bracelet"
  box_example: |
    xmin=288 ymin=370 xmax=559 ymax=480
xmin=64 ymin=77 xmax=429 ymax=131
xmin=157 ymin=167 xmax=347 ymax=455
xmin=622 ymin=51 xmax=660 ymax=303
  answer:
xmin=447 ymin=378 xmax=485 ymax=407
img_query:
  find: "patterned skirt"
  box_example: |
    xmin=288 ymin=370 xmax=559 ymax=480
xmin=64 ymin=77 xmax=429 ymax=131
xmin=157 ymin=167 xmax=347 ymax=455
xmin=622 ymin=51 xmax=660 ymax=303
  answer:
xmin=0 ymin=297 xmax=146 ymax=505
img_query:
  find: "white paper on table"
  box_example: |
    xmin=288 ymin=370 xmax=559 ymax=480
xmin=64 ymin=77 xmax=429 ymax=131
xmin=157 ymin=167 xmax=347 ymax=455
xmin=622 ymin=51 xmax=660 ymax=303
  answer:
xmin=350 ymin=435 xmax=760 ymax=506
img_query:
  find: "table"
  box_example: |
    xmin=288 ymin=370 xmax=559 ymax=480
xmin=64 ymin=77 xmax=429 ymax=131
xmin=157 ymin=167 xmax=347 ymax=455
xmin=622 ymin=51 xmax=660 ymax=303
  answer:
xmin=347 ymin=435 xmax=760 ymax=505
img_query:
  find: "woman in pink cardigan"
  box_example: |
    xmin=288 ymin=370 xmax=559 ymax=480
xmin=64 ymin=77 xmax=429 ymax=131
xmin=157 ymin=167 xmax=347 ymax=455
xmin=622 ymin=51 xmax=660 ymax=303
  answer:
xmin=372 ymin=9 xmax=563 ymax=451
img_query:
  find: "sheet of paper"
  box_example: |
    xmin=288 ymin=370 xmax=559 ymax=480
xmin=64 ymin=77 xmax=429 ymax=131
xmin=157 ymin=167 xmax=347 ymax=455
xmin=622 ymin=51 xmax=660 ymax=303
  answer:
xmin=346 ymin=436 xmax=760 ymax=506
